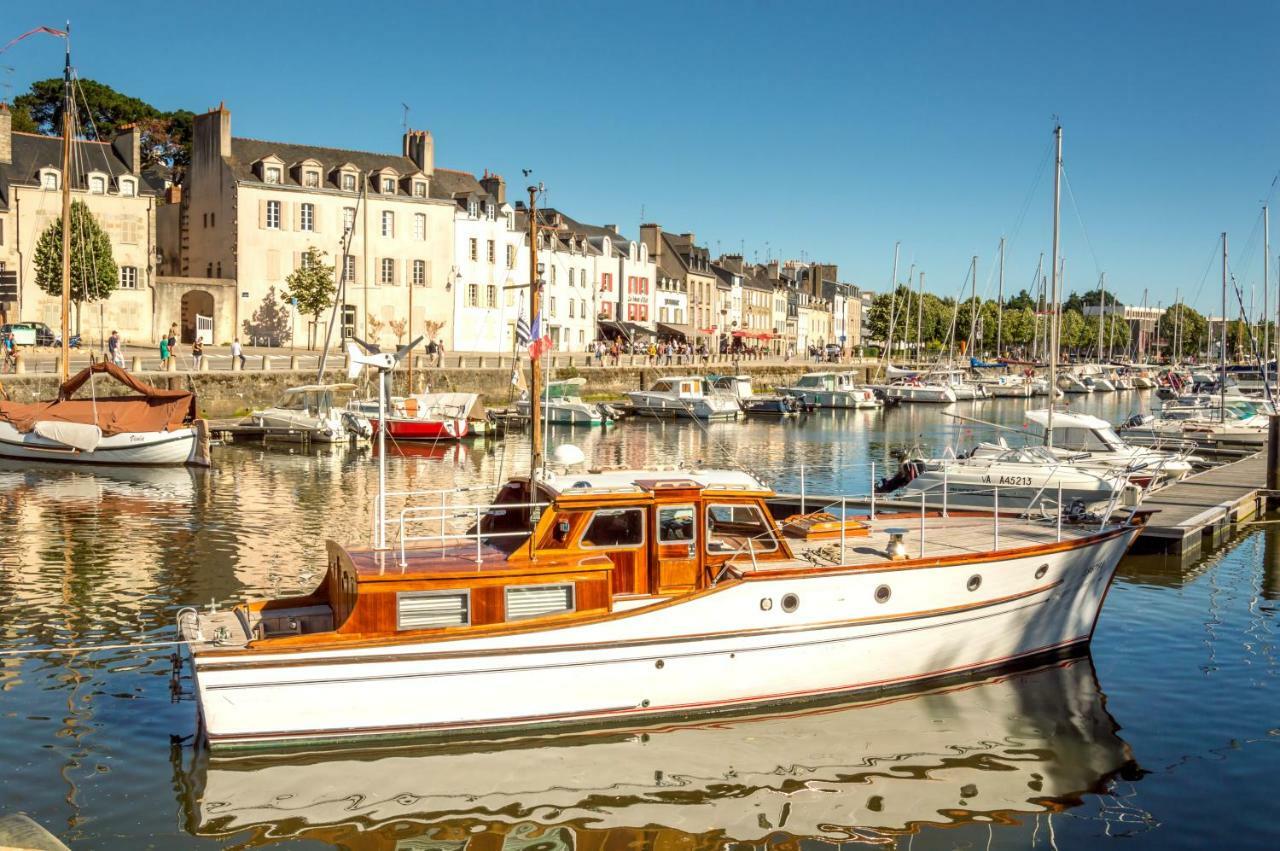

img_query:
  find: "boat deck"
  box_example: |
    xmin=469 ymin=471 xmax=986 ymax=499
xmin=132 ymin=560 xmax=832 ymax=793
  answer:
xmin=777 ymin=513 xmax=1094 ymax=569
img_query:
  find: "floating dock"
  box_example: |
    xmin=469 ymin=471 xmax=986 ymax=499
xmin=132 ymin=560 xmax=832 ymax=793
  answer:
xmin=1131 ymin=450 xmax=1272 ymax=558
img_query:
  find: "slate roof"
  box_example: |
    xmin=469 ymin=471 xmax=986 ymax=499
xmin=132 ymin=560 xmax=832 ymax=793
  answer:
xmin=1 ymin=131 xmax=144 ymax=211
xmin=227 ymin=137 xmax=426 ymax=195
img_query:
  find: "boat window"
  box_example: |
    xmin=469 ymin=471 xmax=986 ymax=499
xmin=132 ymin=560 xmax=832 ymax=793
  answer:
xmin=658 ymin=505 xmax=696 ymax=542
xmin=1057 ymin=427 xmax=1108 ymax=452
xmin=506 ymin=584 xmax=575 ymax=620
xmin=277 ymin=392 xmax=309 ymax=411
xmin=706 ymin=503 xmax=778 ymax=554
xmin=397 ymin=590 xmax=469 ymax=630
xmin=581 ymin=507 xmax=645 ymax=548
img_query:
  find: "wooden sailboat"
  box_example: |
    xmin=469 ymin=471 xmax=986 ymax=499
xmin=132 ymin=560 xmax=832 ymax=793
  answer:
xmin=176 ymin=162 xmax=1151 ymax=750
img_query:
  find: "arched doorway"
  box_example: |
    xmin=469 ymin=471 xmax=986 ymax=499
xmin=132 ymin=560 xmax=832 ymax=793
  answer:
xmin=180 ymin=290 xmax=215 ymax=343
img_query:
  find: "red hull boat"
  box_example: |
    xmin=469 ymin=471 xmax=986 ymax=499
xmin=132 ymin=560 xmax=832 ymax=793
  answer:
xmin=369 ymin=416 xmax=469 ymax=441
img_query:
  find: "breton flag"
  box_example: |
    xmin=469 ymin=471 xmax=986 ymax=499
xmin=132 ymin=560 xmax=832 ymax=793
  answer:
xmin=528 ymin=311 xmax=552 ymax=359
xmin=515 ymin=312 xmax=531 ymax=348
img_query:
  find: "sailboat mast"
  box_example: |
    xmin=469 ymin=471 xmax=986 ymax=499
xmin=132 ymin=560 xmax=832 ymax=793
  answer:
xmin=527 ymin=185 xmax=543 ymax=482
xmin=968 ymin=255 xmax=978 ymax=359
xmin=881 ymin=242 xmax=900 ymax=378
xmin=996 ymin=236 xmax=1005 ymax=357
xmin=1097 ymin=273 xmax=1106 ymax=363
xmin=1221 ymin=232 xmax=1228 ymax=419
xmin=1046 ymin=125 xmax=1063 ymax=446
xmin=916 ymin=270 xmax=924 ymax=360
xmin=1265 ymin=205 xmax=1271 ymax=384
xmin=58 ymin=29 xmax=73 ymax=381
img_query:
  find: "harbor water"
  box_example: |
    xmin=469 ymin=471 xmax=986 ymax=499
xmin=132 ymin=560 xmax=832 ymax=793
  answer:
xmin=0 ymin=391 xmax=1276 ymax=848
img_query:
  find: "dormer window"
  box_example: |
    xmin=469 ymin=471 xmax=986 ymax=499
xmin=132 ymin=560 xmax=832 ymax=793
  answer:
xmin=381 ymin=177 xmax=395 ymax=194
xmin=413 ymin=181 xmax=426 ymax=198
xmin=468 ymin=200 xmax=479 ymax=218
xmin=41 ymin=169 xmax=59 ymax=190
xmin=485 ymin=203 xmax=495 ymax=221
xmin=119 ymin=178 xmax=136 ymax=197
xmin=342 ymin=172 xmax=356 ymax=192
xmin=89 ymin=175 xmax=106 ymax=194
xmin=265 ymin=166 xmax=282 ymax=184
xmin=304 ymin=170 xmax=320 ymax=188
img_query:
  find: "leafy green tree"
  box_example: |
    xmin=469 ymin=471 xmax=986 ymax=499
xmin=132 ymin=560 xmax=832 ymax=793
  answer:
xmin=1158 ymin=304 xmax=1207 ymax=356
xmin=1058 ymin=309 xmax=1087 ymax=352
xmin=283 ymin=247 xmax=336 ymax=349
xmin=1005 ymin=289 xmax=1037 ymax=311
xmin=12 ymin=78 xmax=192 ymax=174
xmin=32 ymin=199 xmax=117 ymax=334
xmin=242 ymin=285 xmax=292 ymax=346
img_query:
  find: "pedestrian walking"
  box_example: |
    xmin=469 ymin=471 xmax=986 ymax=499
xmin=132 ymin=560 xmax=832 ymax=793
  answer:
xmin=192 ymin=338 xmax=204 ymax=371
xmin=167 ymin=324 xmax=178 ymax=353
xmin=107 ymin=330 xmax=122 ymax=367
xmin=435 ymin=340 xmax=445 ymax=367
xmin=2 ymin=331 xmax=16 ymax=373
xmin=231 ymin=338 xmax=246 ymax=368
xmin=159 ymin=335 xmax=170 ymax=364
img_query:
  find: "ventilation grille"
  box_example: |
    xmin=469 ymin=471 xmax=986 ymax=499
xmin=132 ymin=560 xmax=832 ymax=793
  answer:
xmin=506 ymin=584 xmax=574 ymax=620
xmin=397 ymin=591 xmax=469 ymax=630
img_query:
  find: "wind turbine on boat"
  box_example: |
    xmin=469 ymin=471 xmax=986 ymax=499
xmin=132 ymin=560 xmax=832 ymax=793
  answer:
xmin=347 ymin=335 xmax=423 ymax=550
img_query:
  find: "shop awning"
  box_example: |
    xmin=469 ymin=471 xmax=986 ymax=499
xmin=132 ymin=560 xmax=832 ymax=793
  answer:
xmin=731 ymin=330 xmax=775 ymax=341
xmin=656 ymin=322 xmax=692 ymax=340
xmin=598 ymin=320 xmax=653 ymax=342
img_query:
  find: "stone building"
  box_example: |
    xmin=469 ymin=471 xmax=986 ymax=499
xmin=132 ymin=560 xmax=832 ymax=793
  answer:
xmin=641 ymin=224 xmax=707 ymax=344
xmin=164 ymin=105 xmax=455 ymax=348
xmin=0 ymin=103 xmax=158 ymax=344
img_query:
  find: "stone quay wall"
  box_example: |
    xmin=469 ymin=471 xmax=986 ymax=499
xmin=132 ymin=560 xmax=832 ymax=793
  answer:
xmin=0 ymin=360 xmax=873 ymax=419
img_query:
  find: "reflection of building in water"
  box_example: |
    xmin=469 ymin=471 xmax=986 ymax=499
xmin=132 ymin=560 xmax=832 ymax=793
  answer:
xmin=1264 ymin=527 xmax=1280 ymax=601
xmin=181 ymin=657 xmax=1144 ymax=848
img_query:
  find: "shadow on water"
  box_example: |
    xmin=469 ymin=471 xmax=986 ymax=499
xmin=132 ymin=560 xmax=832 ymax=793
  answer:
xmin=172 ymin=656 xmax=1148 ymax=849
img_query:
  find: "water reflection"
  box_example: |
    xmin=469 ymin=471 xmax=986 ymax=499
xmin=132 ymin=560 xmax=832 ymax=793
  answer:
xmin=177 ymin=656 xmax=1141 ymax=848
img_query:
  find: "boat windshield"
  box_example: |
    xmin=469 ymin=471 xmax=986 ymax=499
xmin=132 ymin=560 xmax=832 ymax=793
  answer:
xmin=1056 ymin=426 xmax=1125 ymax=452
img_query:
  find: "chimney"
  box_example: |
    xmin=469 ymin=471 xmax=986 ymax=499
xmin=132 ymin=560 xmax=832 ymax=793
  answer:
xmin=767 ymin=260 xmax=780 ymax=280
xmin=166 ymin=185 xmax=182 ymax=204
xmin=0 ymin=102 xmax=11 ymax=166
xmin=479 ymin=171 xmax=506 ymax=204
xmin=112 ymin=124 xmax=141 ymax=175
xmin=192 ymin=103 xmax=232 ymax=174
xmin=604 ymin=224 xmax=620 ymax=234
xmin=639 ymin=223 xmax=661 ymax=258
xmin=403 ymin=129 xmax=434 ymax=176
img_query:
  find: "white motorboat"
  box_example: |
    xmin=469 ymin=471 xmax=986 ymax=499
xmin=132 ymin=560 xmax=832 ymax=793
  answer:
xmin=1085 ymin=375 xmax=1116 ymax=392
xmin=973 ymin=410 xmax=1193 ymax=488
xmin=248 ymin=383 xmax=370 ymax=442
xmin=1120 ymin=398 xmax=1275 ymax=449
xmin=182 ymin=656 xmax=1134 ymax=843
xmin=1058 ymin=373 xmax=1092 ymax=394
xmin=178 ymin=465 xmax=1147 ymax=747
xmin=0 ymin=362 xmax=208 ymax=466
xmin=776 ymin=371 xmax=882 ymax=408
xmin=516 ymin=377 xmax=607 ymax=425
xmin=983 ymin=374 xmax=1034 ymax=398
xmin=880 ymin=444 xmax=1136 ymax=514
xmin=882 ymin=378 xmax=958 ymax=404
xmin=626 ymin=376 xmax=741 ymax=420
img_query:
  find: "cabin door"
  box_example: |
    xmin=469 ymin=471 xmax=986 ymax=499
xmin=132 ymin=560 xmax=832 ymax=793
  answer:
xmin=652 ymin=502 xmax=700 ymax=593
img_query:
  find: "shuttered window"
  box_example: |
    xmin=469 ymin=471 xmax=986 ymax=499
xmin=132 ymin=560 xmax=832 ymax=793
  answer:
xmin=397 ymin=590 xmax=469 ymax=629
xmin=505 ymin=584 xmax=574 ymax=620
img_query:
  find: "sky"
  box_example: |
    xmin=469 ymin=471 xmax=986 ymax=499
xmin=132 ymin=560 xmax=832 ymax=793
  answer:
xmin=5 ymin=0 xmax=1280 ymax=315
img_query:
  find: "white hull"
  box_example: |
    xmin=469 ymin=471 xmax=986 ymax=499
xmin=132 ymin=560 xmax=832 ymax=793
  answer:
xmin=188 ymin=657 xmax=1131 ymax=841
xmin=987 ymin=382 xmax=1034 ymax=398
xmin=1059 ymin=376 xmax=1091 ymax=393
xmin=884 ymin=383 xmax=957 ymax=403
xmin=776 ymin=387 xmax=880 ymax=408
xmin=515 ymin=399 xmax=604 ymax=425
xmin=625 ymin=392 xmax=739 ymax=420
xmin=249 ymin=411 xmax=348 ymax=443
xmin=0 ymin=420 xmax=198 ymax=465
xmin=189 ymin=527 xmax=1135 ymax=746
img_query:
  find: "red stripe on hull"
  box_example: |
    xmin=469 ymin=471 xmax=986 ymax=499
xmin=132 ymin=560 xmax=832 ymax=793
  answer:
xmin=369 ymin=418 xmax=468 ymax=441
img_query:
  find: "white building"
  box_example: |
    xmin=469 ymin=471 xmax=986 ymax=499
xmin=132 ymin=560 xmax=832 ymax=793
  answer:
xmin=521 ymin=208 xmax=598 ymax=352
xmin=432 ymin=169 xmax=527 ymax=352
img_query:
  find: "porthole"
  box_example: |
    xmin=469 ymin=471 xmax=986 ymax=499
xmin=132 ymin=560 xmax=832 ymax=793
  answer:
xmin=760 ymin=597 xmax=773 ymax=611
xmin=1035 ymin=564 xmax=1049 ymax=580
xmin=640 ymin=699 xmax=650 ymax=708
xmin=874 ymin=584 xmax=891 ymax=604
xmin=967 ymin=574 xmax=982 ymax=592
xmin=655 ymin=659 xmax=665 ymax=669
xmin=781 ymin=593 xmax=800 ymax=613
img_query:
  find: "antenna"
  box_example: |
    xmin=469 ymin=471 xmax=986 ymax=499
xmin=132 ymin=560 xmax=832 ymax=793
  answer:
xmin=0 ymin=65 xmax=13 ymax=102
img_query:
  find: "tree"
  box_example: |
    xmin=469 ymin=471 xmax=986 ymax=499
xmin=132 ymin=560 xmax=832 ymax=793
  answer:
xmin=389 ymin=318 xmax=408 ymax=343
xmin=282 ymin=247 xmax=336 ymax=349
xmin=1005 ymin=289 xmax=1037 ymax=311
xmin=1158 ymin=304 xmax=1207 ymax=356
xmin=32 ymin=199 xmax=117 ymax=334
xmin=12 ymin=78 xmax=193 ymax=175
xmin=242 ymin=286 xmax=292 ymax=346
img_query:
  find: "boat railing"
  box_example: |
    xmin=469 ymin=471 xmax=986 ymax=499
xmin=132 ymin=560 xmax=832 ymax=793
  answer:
xmin=392 ymin=500 xmax=551 ymax=566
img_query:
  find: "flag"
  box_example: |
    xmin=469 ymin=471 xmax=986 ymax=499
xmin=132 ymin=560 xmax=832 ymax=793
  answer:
xmin=515 ymin=313 xmax=531 ymax=348
xmin=528 ymin=312 xmax=552 ymax=359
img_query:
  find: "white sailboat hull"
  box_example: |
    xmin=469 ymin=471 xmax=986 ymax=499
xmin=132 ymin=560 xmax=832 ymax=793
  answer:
xmin=625 ymin=392 xmax=740 ymax=420
xmin=189 ymin=527 xmax=1136 ymax=747
xmin=0 ymin=420 xmax=198 ymax=466
xmin=515 ymin=399 xmax=604 ymax=425
xmin=884 ymin=383 xmax=958 ymax=403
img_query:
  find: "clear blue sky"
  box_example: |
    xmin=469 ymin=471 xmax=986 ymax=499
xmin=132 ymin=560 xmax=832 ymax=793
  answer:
xmin=7 ymin=1 xmax=1280 ymax=315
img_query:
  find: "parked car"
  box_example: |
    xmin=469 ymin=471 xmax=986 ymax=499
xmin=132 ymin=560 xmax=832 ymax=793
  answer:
xmin=2 ymin=321 xmax=59 ymax=346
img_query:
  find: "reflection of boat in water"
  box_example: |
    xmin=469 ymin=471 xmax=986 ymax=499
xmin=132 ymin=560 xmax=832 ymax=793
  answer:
xmin=374 ymin=440 xmax=471 ymax=463
xmin=0 ymin=456 xmax=200 ymax=505
xmin=179 ymin=656 xmax=1140 ymax=845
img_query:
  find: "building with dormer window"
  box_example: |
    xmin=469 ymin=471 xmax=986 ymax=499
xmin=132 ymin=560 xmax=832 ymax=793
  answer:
xmin=162 ymin=105 xmax=454 ymax=347
xmin=0 ymin=103 xmax=157 ymax=343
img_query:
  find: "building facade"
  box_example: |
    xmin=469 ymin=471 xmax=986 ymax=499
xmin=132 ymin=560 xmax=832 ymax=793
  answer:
xmin=1 ymin=106 xmax=158 ymax=344
xmin=167 ymin=105 xmax=455 ymax=349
